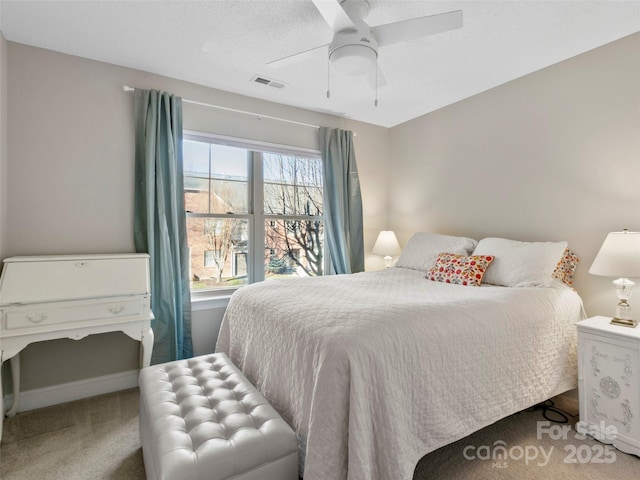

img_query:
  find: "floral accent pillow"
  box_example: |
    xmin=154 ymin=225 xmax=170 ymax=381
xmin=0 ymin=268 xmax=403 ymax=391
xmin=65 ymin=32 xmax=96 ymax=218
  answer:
xmin=552 ymin=248 xmax=579 ymax=287
xmin=426 ymin=253 xmax=495 ymax=286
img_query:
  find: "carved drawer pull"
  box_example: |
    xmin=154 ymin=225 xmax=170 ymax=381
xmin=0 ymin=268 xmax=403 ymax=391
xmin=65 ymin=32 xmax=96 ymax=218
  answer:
xmin=26 ymin=312 xmax=48 ymax=323
xmin=109 ymin=305 xmax=125 ymax=315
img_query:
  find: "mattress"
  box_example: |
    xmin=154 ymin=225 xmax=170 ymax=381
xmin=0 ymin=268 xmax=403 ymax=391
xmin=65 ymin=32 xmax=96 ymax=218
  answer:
xmin=216 ymin=267 xmax=584 ymax=480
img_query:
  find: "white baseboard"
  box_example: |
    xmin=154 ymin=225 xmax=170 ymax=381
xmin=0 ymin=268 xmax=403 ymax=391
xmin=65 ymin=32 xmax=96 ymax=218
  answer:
xmin=4 ymin=369 xmax=139 ymax=414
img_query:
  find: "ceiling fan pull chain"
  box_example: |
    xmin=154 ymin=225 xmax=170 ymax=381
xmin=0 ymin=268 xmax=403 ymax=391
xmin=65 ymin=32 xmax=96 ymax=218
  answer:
xmin=374 ymin=57 xmax=378 ymax=107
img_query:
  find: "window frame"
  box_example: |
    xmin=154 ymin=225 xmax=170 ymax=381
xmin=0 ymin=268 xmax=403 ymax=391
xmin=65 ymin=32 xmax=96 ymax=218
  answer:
xmin=184 ymin=130 xmax=328 ymax=297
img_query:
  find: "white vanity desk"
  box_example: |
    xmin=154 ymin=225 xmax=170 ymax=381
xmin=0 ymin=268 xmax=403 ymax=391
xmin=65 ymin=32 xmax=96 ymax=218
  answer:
xmin=0 ymin=254 xmax=154 ymax=440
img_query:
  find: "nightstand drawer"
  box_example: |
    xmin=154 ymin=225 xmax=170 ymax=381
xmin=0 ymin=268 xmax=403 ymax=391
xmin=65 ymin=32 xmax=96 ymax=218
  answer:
xmin=580 ymin=333 xmax=640 ymax=434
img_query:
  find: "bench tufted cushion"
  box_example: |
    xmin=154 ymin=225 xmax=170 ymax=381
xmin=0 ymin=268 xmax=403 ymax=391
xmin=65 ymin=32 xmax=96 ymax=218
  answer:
xmin=139 ymin=353 xmax=298 ymax=480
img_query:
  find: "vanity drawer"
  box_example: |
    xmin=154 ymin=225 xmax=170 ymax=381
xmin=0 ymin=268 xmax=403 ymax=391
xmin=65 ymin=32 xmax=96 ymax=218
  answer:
xmin=3 ymin=297 xmax=147 ymax=330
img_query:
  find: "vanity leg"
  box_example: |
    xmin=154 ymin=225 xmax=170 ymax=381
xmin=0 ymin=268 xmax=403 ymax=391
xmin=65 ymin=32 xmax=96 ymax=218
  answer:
xmin=6 ymin=354 xmax=20 ymax=417
xmin=140 ymin=327 xmax=154 ymax=368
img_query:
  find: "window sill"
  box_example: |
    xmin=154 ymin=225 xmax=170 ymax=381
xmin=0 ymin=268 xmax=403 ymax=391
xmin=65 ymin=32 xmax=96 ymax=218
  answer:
xmin=190 ymin=292 xmax=234 ymax=311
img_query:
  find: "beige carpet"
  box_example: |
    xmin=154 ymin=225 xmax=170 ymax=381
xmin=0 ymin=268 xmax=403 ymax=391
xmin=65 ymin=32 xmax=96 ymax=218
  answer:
xmin=1 ymin=389 xmax=145 ymax=480
xmin=1 ymin=389 xmax=638 ymax=479
xmin=413 ymin=397 xmax=639 ymax=480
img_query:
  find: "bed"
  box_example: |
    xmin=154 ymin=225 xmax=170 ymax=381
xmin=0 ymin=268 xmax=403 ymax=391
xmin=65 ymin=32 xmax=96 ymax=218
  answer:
xmin=215 ymin=234 xmax=584 ymax=480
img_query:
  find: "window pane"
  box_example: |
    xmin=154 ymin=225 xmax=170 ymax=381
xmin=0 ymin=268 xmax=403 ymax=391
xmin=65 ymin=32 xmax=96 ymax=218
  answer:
xmin=184 ymin=140 xmax=210 ymax=177
xmin=184 ymin=140 xmax=212 ymax=214
xmin=263 ymin=154 xmax=323 ymax=216
xmin=210 ymin=179 xmax=247 ymax=214
xmin=210 ymin=144 xmax=248 ymax=214
xmin=265 ymin=219 xmax=324 ymax=279
xmin=187 ymin=217 xmax=249 ymax=289
xmin=184 ymin=177 xmax=210 ymax=214
xmin=183 ymin=140 xmax=249 ymax=214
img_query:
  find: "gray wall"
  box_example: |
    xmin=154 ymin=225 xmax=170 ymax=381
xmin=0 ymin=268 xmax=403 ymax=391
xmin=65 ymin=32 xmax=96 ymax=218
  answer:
xmin=5 ymin=43 xmax=390 ymax=258
xmin=389 ymin=32 xmax=640 ymax=317
xmin=4 ymin=42 xmax=390 ymax=392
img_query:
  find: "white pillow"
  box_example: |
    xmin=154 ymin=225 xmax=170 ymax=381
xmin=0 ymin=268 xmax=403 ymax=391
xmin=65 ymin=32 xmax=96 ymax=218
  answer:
xmin=472 ymin=237 xmax=568 ymax=287
xmin=395 ymin=233 xmax=478 ymax=272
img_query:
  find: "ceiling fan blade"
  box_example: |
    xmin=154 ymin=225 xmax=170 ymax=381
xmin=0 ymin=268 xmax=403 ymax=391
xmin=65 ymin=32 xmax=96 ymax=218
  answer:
xmin=267 ymin=43 xmax=328 ymax=69
xmin=312 ymin=0 xmax=357 ymax=32
xmin=373 ymin=10 xmax=463 ymax=47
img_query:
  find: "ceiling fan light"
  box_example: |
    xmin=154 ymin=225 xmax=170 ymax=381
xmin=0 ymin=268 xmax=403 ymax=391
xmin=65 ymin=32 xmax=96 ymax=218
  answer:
xmin=330 ymin=44 xmax=376 ymax=76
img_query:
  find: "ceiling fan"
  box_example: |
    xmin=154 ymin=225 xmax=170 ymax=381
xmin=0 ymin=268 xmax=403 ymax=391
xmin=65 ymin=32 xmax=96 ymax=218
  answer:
xmin=267 ymin=0 xmax=463 ymax=85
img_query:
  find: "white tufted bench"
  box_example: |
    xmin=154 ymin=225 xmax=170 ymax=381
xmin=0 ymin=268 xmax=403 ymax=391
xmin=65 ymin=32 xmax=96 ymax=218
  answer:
xmin=139 ymin=353 xmax=298 ymax=480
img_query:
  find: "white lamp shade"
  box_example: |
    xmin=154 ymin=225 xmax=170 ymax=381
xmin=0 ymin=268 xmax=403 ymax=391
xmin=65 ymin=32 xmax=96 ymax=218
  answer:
xmin=589 ymin=230 xmax=640 ymax=278
xmin=331 ymin=45 xmax=376 ymax=76
xmin=372 ymin=231 xmax=402 ymax=257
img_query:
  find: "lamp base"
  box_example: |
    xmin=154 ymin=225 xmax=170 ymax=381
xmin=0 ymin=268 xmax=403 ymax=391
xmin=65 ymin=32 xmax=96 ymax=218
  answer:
xmin=610 ymin=317 xmax=638 ymax=328
xmin=610 ymin=278 xmax=636 ymax=327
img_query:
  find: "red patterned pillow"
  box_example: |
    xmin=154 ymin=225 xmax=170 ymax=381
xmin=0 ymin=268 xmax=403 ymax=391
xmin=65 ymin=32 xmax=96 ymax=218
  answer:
xmin=426 ymin=253 xmax=495 ymax=286
xmin=552 ymin=248 xmax=579 ymax=287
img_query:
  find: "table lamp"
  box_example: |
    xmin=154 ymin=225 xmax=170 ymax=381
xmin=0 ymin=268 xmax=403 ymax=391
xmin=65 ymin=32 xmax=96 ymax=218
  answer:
xmin=372 ymin=230 xmax=402 ymax=268
xmin=589 ymin=229 xmax=640 ymax=327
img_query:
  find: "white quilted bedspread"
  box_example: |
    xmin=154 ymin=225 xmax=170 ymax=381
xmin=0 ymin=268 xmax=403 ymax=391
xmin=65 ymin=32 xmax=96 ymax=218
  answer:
xmin=216 ymin=267 xmax=584 ymax=480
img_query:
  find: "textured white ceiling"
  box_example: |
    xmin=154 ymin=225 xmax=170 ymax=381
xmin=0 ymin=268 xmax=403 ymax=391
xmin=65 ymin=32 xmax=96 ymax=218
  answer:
xmin=1 ymin=0 xmax=639 ymax=127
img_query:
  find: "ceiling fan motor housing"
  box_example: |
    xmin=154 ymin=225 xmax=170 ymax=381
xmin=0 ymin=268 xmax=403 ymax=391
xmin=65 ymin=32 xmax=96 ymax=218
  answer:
xmin=340 ymin=0 xmax=370 ymax=20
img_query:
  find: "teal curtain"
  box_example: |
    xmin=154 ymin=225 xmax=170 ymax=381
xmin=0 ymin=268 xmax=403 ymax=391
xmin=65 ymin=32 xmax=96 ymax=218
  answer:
xmin=320 ymin=127 xmax=365 ymax=274
xmin=133 ymin=89 xmax=193 ymax=364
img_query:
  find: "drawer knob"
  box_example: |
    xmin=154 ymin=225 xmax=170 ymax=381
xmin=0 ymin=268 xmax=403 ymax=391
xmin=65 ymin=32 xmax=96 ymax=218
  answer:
xmin=109 ymin=305 xmax=125 ymax=314
xmin=26 ymin=312 xmax=48 ymax=323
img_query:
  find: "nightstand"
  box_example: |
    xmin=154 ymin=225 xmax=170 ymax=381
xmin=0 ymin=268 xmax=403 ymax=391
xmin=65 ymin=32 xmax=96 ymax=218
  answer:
xmin=577 ymin=316 xmax=640 ymax=456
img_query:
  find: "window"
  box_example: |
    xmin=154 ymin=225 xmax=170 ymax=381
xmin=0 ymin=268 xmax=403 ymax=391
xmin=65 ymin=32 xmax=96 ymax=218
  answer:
xmin=183 ymin=132 xmax=326 ymax=292
xmin=203 ymin=250 xmax=217 ymax=267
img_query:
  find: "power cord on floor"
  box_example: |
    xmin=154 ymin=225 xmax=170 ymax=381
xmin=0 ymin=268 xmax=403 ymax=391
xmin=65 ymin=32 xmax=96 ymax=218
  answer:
xmin=524 ymin=399 xmax=577 ymax=423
